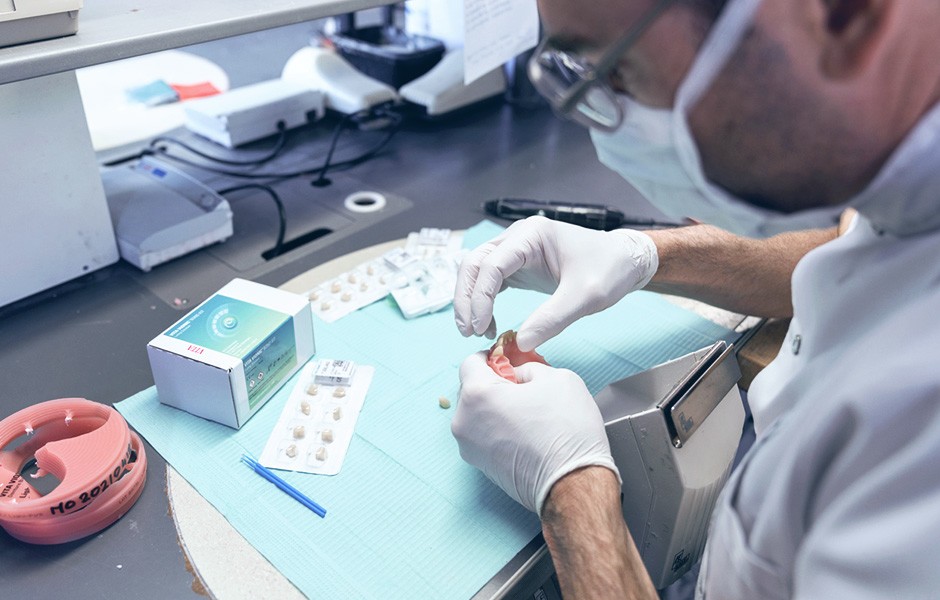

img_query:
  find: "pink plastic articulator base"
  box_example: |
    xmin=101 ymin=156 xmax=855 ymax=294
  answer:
xmin=0 ymin=398 xmax=147 ymax=544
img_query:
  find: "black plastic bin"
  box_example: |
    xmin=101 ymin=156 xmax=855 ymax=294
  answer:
xmin=329 ymin=26 xmax=446 ymax=88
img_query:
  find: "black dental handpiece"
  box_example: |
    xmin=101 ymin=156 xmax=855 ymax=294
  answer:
xmin=483 ymin=198 xmax=682 ymax=231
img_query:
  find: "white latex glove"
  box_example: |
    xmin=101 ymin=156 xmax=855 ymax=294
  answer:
xmin=452 ymin=351 xmax=620 ymax=516
xmin=454 ymin=216 xmax=659 ymax=352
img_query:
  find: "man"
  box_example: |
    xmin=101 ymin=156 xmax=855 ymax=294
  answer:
xmin=451 ymin=0 xmax=940 ymax=598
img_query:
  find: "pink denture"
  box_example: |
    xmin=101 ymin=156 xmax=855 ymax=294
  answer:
xmin=486 ymin=331 xmax=549 ymax=383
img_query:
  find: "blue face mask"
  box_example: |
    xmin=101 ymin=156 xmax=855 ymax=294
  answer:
xmin=590 ymin=0 xmax=844 ymax=238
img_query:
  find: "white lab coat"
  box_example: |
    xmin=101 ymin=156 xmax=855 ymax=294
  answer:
xmin=696 ymin=104 xmax=940 ymax=598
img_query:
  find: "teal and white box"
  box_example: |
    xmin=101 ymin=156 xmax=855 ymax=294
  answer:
xmin=147 ymin=278 xmax=315 ymax=428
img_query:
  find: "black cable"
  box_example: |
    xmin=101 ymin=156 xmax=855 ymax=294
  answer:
xmin=308 ymin=106 xmax=403 ymax=185
xmin=311 ymin=111 xmax=356 ymax=187
xmin=150 ymin=122 xmax=290 ymax=167
xmin=100 ymin=148 xmax=157 ymax=167
xmin=216 ymin=184 xmax=288 ymax=259
xmin=151 ymin=105 xmax=403 ymax=182
xmin=335 ymin=105 xmax=403 ymax=164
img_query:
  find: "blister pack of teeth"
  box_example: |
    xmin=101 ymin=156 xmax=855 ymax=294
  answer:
xmin=303 ymin=228 xmax=466 ymax=323
xmin=259 ymin=359 xmax=373 ymax=476
xmin=390 ymin=253 xmax=463 ymax=319
xmin=404 ymin=227 xmax=464 ymax=259
xmin=305 ymin=255 xmax=398 ymax=323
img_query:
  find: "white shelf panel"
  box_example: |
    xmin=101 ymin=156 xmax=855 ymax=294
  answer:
xmin=0 ymin=0 xmax=393 ymax=85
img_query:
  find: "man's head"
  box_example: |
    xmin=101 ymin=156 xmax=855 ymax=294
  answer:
xmin=536 ymin=0 xmax=940 ymax=213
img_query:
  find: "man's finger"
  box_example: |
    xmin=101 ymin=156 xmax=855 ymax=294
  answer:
xmin=513 ymin=361 xmax=555 ymax=384
xmin=454 ymin=242 xmax=495 ymax=337
xmin=469 ymin=241 xmax=527 ymax=335
xmin=458 ymin=350 xmax=499 ymax=384
xmin=515 ymin=290 xmax=582 ymax=352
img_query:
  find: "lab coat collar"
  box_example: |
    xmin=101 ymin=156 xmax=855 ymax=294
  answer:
xmin=852 ymin=101 xmax=940 ymax=237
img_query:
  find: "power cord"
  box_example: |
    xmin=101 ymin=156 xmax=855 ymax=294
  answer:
xmin=309 ymin=107 xmax=403 ymax=186
xmin=216 ymin=183 xmax=287 ymax=259
xmin=101 ymin=123 xmax=291 ymax=169
xmin=149 ymin=122 xmax=289 ymax=167
xmin=310 ymin=111 xmax=356 ymax=187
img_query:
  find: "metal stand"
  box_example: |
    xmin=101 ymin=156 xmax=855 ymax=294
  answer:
xmin=0 ymin=70 xmax=118 ymax=306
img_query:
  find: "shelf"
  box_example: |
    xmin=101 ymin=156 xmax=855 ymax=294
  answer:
xmin=0 ymin=0 xmax=394 ymax=85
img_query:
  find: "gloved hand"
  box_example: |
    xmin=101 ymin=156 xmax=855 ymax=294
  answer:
xmin=452 ymin=351 xmax=620 ymax=516
xmin=454 ymin=216 xmax=659 ymax=352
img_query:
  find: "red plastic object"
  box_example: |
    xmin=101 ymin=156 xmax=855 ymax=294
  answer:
xmin=486 ymin=331 xmax=549 ymax=383
xmin=170 ymin=81 xmax=222 ymax=100
xmin=0 ymin=399 xmax=147 ymax=544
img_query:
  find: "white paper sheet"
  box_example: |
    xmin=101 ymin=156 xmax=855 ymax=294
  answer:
xmin=463 ymin=0 xmax=539 ymax=84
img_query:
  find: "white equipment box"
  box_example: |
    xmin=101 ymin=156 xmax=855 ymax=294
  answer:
xmin=281 ymin=47 xmax=398 ymax=114
xmin=0 ymin=0 xmax=82 ymax=48
xmin=101 ymin=157 xmax=232 ymax=272
xmin=184 ymin=79 xmax=324 ymax=148
xmin=399 ymin=49 xmax=506 ymax=116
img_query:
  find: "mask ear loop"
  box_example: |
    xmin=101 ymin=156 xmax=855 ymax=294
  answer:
xmin=667 ymin=0 xmax=786 ymax=235
xmin=674 ymin=0 xmax=766 ymax=112
xmin=671 ymin=0 xmax=766 ymax=169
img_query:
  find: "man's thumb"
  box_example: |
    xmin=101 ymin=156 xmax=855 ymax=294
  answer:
xmin=516 ymin=293 xmax=580 ymax=352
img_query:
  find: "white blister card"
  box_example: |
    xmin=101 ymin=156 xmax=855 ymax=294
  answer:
xmin=389 ymin=253 xmax=462 ymax=319
xmin=303 ymin=229 xmax=466 ymax=323
xmin=404 ymin=227 xmax=463 ymax=258
xmin=259 ymin=360 xmax=374 ymax=476
xmin=306 ymin=257 xmax=397 ymax=323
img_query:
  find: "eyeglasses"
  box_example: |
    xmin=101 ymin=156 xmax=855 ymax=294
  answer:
xmin=527 ymin=0 xmax=676 ymax=132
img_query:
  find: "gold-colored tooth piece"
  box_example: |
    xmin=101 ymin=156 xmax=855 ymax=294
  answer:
xmin=438 ymin=396 xmax=451 ymax=409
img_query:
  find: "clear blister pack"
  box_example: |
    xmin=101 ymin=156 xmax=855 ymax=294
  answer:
xmin=259 ymin=359 xmax=374 ymax=476
xmin=404 ymin=228 xmax=464 ymax=259
xmin=305 ymin=256 xmax=398 ymax=323
xmin=390 ymin=252 xmax=463 ymax=319
xmin=303 ymin=228 xmax=467 ymax=323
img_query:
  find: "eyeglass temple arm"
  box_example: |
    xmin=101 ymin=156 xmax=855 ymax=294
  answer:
xmin=558 ymin=0 xmax=677 ymax=113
